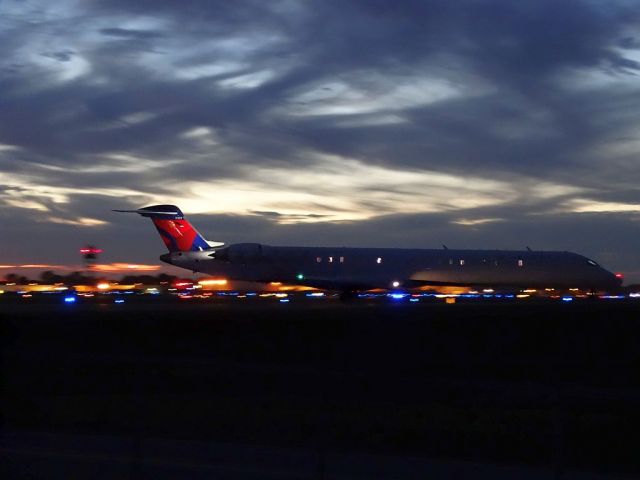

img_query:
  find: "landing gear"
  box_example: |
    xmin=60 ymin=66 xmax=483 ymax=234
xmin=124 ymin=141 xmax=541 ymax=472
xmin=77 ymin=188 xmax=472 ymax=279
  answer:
xmin=339 ymin=290 xmax=358 ymax=302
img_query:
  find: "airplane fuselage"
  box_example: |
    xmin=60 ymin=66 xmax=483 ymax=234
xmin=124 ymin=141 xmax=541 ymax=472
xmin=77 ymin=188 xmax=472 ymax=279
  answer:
xmin=161 ymin=244 xmax=621 ymax=291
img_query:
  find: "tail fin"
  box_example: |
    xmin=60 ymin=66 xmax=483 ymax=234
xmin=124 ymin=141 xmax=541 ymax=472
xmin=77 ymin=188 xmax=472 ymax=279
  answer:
xmin=114 ymin=204 xmax=220 ymax=252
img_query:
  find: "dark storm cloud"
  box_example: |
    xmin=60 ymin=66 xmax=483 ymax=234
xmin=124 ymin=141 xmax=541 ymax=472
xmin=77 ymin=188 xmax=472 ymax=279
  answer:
xmin=1 ymin=0 xmax=640 ymax=280
xmin=2 ymin=0 xmax=638 ymax=176
xmin=91 ymin=0 xmax=639 ymax=178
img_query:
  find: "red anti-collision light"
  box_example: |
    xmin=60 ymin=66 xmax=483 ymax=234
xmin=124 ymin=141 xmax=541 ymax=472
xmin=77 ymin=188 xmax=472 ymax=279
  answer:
xmin=80 ymin=248 xmax=103 ymax=254
xmin=615 ymin=273 xmax=624 ymax=279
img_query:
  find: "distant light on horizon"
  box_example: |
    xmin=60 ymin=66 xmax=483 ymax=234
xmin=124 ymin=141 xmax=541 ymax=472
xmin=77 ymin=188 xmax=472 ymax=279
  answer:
xmin=90 ymin=263 xmax=161 ymax=272
xmin=0 ymin=263 xmax=161 ymax=272
xmin=198 ymin=279 xmax=228 ymax=286
xmin=0 ymin=264 xmax=69 ymax=269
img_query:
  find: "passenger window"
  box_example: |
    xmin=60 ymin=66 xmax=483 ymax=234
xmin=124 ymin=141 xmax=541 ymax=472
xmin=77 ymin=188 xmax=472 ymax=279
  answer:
xmin=316 ymin=257 xmax=322 ymax=263
xmin=339 ymin=256 xmax=344 ymax=263
xmin=517 ymin=259 xmax=523 ymax=267
xmin=459 ymin=259 xmax=465 ymax=266
xmin=376 ymin=257 xmax=382 ymax=264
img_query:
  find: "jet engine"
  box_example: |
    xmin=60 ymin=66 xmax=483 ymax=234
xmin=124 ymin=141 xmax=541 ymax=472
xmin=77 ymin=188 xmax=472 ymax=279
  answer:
xmin=213 ymin=243 xmax=263 ymax=263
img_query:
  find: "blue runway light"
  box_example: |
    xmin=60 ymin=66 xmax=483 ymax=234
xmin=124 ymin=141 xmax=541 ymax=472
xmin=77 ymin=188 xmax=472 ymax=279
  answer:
xmin=279 ymin=298 xmax=290 ymax=303
xmin=561 ymin=296 xmax=573 ymax=302
xmin=409 ymin=298 xmax=419 ymax=302
xmin=114 ymin=299 xmax=125 ymax=304
xmin=64 ymin=296 xmax=76 ymax=303
xmin=389 ymin=293 xmax=407 ymax=300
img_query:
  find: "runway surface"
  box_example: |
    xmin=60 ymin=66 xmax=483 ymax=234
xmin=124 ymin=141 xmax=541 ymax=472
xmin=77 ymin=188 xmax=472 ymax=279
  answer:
xmin=1 ymin=300 xmax=639 ymax=478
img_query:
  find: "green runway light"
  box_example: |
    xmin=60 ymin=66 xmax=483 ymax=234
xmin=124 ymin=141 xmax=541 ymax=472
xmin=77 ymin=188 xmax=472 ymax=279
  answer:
xmin=296 ymin=274 xmax=304 ymax=280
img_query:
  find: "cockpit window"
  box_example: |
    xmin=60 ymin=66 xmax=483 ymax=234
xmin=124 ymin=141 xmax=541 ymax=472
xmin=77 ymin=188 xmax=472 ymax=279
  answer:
xmin=586 ymin=259 xmax=598 ymax=266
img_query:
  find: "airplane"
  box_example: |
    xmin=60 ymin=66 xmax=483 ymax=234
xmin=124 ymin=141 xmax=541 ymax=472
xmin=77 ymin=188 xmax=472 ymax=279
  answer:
xmin=115 ymin=204 xmax=622 ymax=294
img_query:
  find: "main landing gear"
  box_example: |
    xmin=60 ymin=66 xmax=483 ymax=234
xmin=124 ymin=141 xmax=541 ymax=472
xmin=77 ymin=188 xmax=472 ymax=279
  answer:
xmin=339 ymin=290 xmax=358 ymax=302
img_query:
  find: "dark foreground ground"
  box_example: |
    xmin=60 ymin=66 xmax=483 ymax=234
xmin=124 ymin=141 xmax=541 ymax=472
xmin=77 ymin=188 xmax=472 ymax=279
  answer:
xmin=1 ymin=298 xmax=639 ymax=479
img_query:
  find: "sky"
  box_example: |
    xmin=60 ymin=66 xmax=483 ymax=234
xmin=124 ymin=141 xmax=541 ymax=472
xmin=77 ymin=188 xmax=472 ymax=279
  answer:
xmin=1 ymin=0 xmax=640 ymax=281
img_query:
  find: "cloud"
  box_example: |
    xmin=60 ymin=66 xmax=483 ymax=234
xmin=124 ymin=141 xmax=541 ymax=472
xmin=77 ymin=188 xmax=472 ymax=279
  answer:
xmin=564 ymin=199 xmax=640 ymax=213
xmin=1 ymin=0 xmax=640 ymax=280
xmin=48 ymin=217 xmax=108 ymax=227
xmin=99 ymin=27 xmax=164 ymax=40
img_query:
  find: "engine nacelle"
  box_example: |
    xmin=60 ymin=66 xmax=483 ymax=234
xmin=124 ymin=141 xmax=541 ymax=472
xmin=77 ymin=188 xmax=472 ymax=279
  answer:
xmin=159 ymin=249 xmax=218 ymax=268
xmin=221 ymin=243 xmax=264 ymax=263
